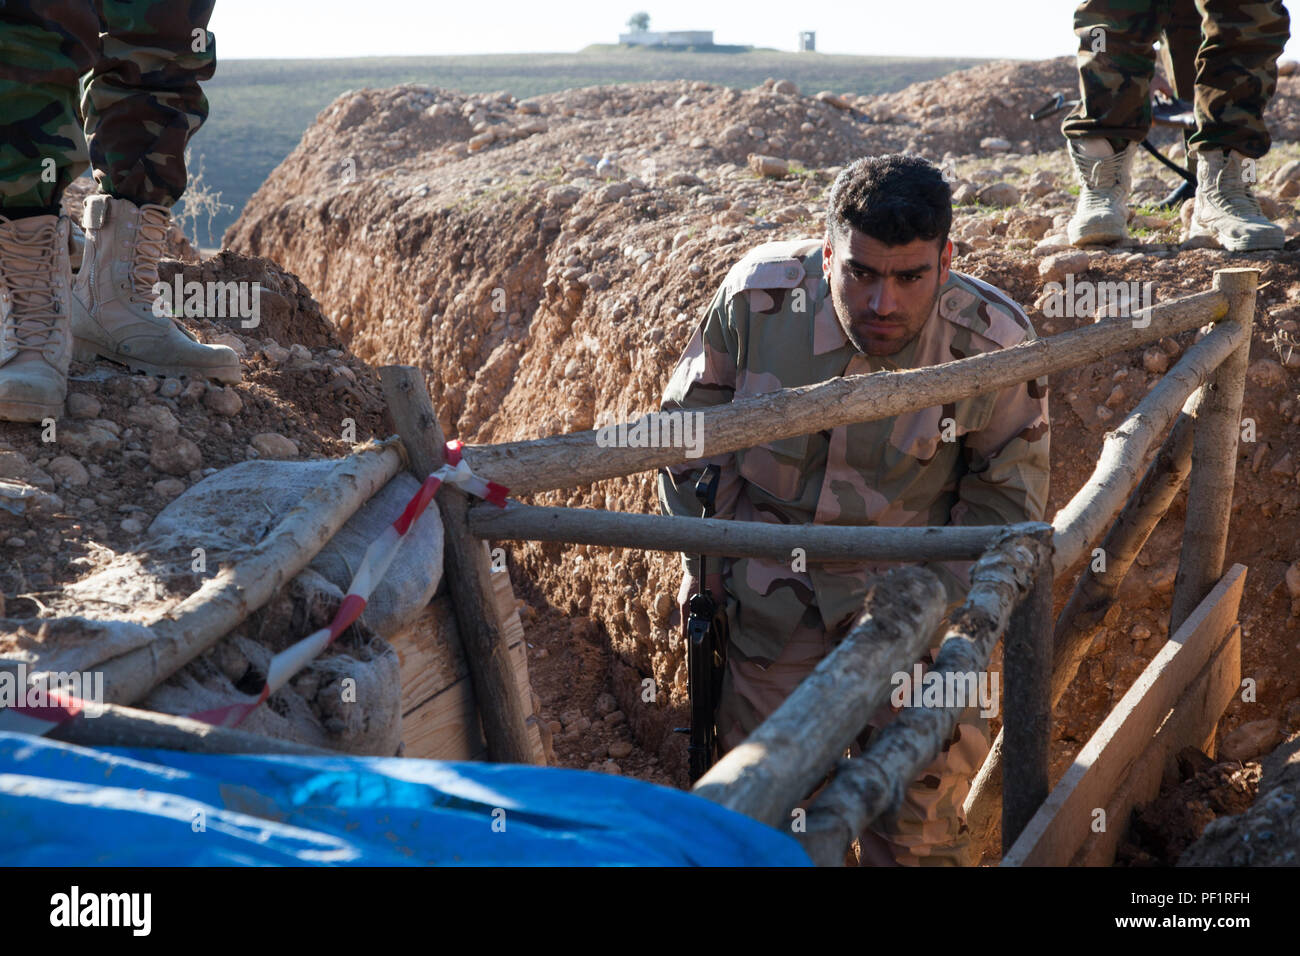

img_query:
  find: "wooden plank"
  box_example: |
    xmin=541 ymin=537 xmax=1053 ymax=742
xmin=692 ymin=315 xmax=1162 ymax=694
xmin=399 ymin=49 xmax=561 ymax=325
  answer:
xmin=400 ymin=677 xmax=486 ymax=760
xmin=1002 ymin=563 xmax=1246 ymax=867
xmin=390 ymin=596 xmax=468 ymax=716
xmin=380 ymin=365 xmax=535 ymax=764
xmin=1069 ymin=625 xmax=1240 ymax=866
xmin=488 ymin=563 xmax=547 ymax=765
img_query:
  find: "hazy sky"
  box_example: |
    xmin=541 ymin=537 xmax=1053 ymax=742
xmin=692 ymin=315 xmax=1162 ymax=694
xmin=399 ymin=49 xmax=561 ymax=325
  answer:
xmin=210 ymin=0 xmax=1299 ymax=61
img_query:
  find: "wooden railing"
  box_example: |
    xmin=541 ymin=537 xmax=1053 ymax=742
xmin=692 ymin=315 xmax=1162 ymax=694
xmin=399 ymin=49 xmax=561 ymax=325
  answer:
xmin=460 ymin=266 xmax=1258 ymax=865
xmin=56 ymin=264 xmax=1254 ymax=865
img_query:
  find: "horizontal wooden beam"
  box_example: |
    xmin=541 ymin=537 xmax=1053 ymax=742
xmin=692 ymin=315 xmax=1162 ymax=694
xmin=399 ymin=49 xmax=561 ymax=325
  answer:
xmin=691 ymin=566 xmax=950 ymax=828
xmin=468 ymin=503 xmax=1051 ymax=562
xmin=48 ymin=702 xmax=334 ymax=756
xmin=797 ymin=530 xmax=1051 ymax=866
xmin=463 ymin=289 xmax=1227 ymax=494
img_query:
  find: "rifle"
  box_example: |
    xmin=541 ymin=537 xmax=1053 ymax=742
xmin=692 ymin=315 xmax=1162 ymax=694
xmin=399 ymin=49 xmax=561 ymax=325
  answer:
xmin=681 ymin=464 xmax=728 ymax=783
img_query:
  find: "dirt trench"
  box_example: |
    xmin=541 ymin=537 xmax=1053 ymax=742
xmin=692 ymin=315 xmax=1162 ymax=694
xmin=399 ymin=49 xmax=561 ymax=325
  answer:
xmin=220 ymin=59 xmax=1300 ymax=840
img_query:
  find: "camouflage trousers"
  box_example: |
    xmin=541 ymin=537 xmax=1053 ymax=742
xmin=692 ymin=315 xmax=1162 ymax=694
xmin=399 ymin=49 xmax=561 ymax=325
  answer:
xmin=0 ymin=0 xmax=216 ymax=212
xmin=716 ymin=611 xmax=991 ymax=867
xmin=1061 ymin=0 xmax=1291 ymax=158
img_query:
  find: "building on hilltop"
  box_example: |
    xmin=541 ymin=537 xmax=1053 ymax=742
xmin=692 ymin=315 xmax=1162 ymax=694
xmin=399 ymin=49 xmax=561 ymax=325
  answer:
xmin=618 ymin=30 xmax=714 ymax=47
xmin=799 ymin=31 xmax=816 ymax=52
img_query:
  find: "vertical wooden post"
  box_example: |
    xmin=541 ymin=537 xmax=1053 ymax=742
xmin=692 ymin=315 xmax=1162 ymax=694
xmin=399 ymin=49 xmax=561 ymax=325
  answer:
xmin=379 ymin=365 xmax=535 ymax=764
xmin=1168 ymin=268 xmax=1256 ymax=635
xmin=1002 ymin=557 xmax=1053 ymax=854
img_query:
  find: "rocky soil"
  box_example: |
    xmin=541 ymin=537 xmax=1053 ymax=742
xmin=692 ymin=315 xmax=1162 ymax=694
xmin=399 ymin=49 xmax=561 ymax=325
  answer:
xmin=226 ymin=54 xmax=1300 ymax=802
xmin=5 ymin=55 xmax=1300 ymax=857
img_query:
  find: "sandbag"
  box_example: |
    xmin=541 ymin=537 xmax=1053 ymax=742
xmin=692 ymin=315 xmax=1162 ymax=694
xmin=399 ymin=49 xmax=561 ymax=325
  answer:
xmin=145 ymin=458 xmax=444 ymax=637
xmin=12 ymin=459 xmax=444 ymax=755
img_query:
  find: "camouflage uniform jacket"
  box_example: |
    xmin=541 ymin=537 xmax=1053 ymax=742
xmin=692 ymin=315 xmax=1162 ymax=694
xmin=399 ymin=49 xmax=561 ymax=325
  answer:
xmin=657 ymin=239 xmax=1051 ymax=665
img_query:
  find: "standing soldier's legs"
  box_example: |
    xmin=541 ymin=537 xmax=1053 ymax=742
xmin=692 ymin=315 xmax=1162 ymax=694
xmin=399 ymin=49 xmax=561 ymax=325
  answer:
xmin=83 ymin=0 xmax=216 ymax=206
xmin=1062 ymin=0 xmax=1164 ymax=145
xmin=0 ymin=1 xmax=98 ymax=214
xmin=1184 ymin=0 xmax=1289 ymax=249
xmin=0 ymin=2 xmax=98 ymax=422
xmin=1062 ymin=1 xmax=1163 ymax=245
xmin=1189 ymin=0 xmax=1289 ymax=158
xmin=72 ymin=0 xmax=240 ymax=382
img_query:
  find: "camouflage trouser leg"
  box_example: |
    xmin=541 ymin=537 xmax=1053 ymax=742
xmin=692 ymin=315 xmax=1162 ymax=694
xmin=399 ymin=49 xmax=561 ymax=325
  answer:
xmin=852 ymin=675 xmax=990 ymax=868
xmin=1061 ymin=0 xmax=1165 ymax=144
xmin=86 ymin=0 xmax=217 ymax=206
xmin=0 ymin=1 xmax=99 ymax=210
xmin=0 ymin=0 xmax=215 ymax=213
xmin=1188 ymin=0 xmax=1290 ymax=158
xmin=1161 ymin=0 xmax=1201 ymax=101
xmin=716 ymin=612 xmax=990 ymax=867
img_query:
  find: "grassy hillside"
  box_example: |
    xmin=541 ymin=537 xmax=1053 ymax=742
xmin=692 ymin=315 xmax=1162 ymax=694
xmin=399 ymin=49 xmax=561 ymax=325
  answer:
xmin=182 ymin=49 xmax=987 ymax=245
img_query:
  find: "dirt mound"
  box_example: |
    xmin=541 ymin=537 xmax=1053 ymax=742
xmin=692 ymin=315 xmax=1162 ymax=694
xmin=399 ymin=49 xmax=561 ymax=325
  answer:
xmin=1113 ymin=746 xmax=1262 ymax=865
xmin=226 ymin=57 xmax=1300 ymax=793
xmin=865 ymin=58 xmax=1300 ymax=153
xmin=1179 ymin=732 xmax=1300 ymax=865
xmin=0 ymin=251 xmax=395 ymax=746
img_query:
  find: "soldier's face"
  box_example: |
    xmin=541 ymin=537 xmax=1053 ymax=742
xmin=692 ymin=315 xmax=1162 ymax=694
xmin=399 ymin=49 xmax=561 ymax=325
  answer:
xmin=823 ymin=229 xmax=952 ymax=356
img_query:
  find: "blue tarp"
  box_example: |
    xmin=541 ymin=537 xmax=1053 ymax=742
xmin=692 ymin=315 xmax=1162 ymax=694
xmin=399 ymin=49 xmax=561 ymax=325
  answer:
xmin=0 ymin=732 xmax=811 ymax=866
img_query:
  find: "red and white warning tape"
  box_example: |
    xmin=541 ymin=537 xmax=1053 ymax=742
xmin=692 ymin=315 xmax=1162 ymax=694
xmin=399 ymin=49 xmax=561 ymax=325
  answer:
xmin=0 ymin=675 xmax=89 ymax=736
xmin=0 ymin=441 xmax=508 ymax=737
xmin=190 ymin=441 xmax=508 ymax=727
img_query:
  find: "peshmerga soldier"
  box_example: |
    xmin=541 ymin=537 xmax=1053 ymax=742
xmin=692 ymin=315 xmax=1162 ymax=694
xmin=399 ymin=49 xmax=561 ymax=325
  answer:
xmin=0 ymin=0 xmax=239 ymax=424
xmin=1062 ymin=0 xmax=1291 ymax=250
xmin=657 ymin=155 xmax=1050 ymax=866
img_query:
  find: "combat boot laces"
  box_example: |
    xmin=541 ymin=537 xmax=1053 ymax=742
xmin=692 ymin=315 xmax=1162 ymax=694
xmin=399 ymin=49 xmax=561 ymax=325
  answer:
xmin=1078 ymin=149 xmax=1129 ymax=210
xmin=128 ymin=203 xmax=199 ymax=342
xmin=0 ymin=218 xmax=66 ymax=361
xmin=1210 ymin=156 xmax=1264 ymax=219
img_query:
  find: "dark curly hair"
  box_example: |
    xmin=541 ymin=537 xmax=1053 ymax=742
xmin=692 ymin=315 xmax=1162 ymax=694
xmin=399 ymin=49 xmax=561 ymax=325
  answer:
xmin=825 ymin=154 xmax=952 ymax=249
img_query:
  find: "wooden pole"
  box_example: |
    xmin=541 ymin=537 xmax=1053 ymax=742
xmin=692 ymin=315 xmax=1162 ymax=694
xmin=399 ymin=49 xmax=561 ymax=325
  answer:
xmin=378 ymin=365 xmax=535 ymax=764
xmin=1168 ymin=269 xmax=1257 ymax=634
xmin=690 ymin=566 xmax=949 ymax=828
xmin=468 ymin=504 xmax=1050 ymax=562
xmin=48 ymin=703 xmax=334 ymax=756
xmin=797 ymin=530 xmax=1050 ymax=866
xmin=966 ymin=279 xmax=1253 ymax=852
xmin=94 ymin=439 xmax=405 ymax=705
xmin=1049 ymin=318 xmax=1244 ymax=576
xmin=964 ymin=399 xmax=1196 ymax=848
xmin=1051 ymin=396 xmax=1196 ymax=706
xmin=1001 ymin=556 xmax=1053 ymax=854
xmin=462 ymin=290 xmax=1227 ymax=494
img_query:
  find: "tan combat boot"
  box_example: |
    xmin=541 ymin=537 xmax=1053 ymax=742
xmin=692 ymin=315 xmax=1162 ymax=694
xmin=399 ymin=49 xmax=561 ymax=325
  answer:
xmin=72 ymin=194 xmax=241 ymax=382
xmin=1187 ymin=149 xmax=1284 ymax=251
xmin=1066 ymin=138 xmax=1136 ymax=246
xmin=0 ymin=215 xmax=73 ymax=423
